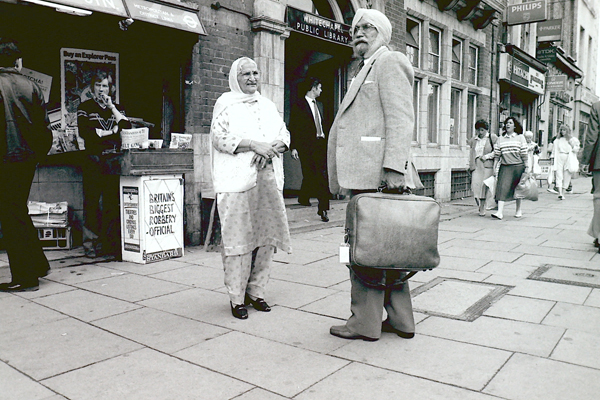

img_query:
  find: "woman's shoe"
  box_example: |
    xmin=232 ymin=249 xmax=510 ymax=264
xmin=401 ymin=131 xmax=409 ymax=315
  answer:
xmin=515 ymin=212 xmax=522 ymax=218
xmin=491 ymin=213 xmax=503 ymax=220
xmin=558 ymin=195 xmax=564 ymax=200
xmin=245 ymin=293 xmax=271 ymax=312
xmin=230 ymin=303 xmax=248 ymax=319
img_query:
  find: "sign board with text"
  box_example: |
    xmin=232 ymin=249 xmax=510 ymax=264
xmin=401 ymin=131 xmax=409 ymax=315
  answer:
xmin=121 ymin=174 xmax=184 ymax=264
xmin=536 ymin=46 xmax=557 ymax=63
xmin=537 ymin=19 xmax=562 ymax=42
xmin=124 ymin=0 xmax=206 ymax=35
xmin=498 ymin=53 xmax=545 ymax=95
xmin=547 ymin=75 xmax=567 ymax=92
xmin=287 ymin=6 xmax=351 ymax=46
xmin=506 ymin=0 xmax=547 ymax=26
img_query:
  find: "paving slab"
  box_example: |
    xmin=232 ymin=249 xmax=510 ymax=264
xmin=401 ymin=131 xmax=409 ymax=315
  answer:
xmin=584 ymin=288 xmax=600 ymax=307
xmin=508 ymin=278 xmax=592 ymax=304
xmin=32 ymin=288 xmax=141 ymax=322
xmin=73 ymin=273 xmax=190 ymax=302
xmin=529 ymin=264 xmax=600 ymax=288
xmin=475 ymin=261 xmax=539 ymax=279
xmin=148 ymin=264 xmax=226 ymax=290
xmin=270 ymin=256 xmax=348 ymax=288
xmin=516 ymin=254 xmax=600 ymax=270
xmin=267 ymin=278 xmax=339 ymax=309
xmin=104 ymin=259 xmax=197 ymax=275
xmin=234 ymin=388 xmax=288 ymax=400
xmin=440 ymin=246 xmax=522 ymax=263
xmin=42 ymin=348 xmax=252 ymax=400
xmin=0 ymin=361 xmax=58 ymax=400
xmin=295 ymin=362 xmax=499 ymax=400
xmin=542 ymin=302 xmax=600 ymax=334
xmin=92 ymin=307 xmax=230 ymax=354
xmin=330 ymin=334 xmax=510 ymax=391
xmin=417 ymin=315 xmax=565 ymax=357
xmin=175 ymin=331 xmax=349 ymax=398
xmin=484 ymin=353 xmax=600 ymax=400
xmin=0 ymin=295 xmax=67 ymax=335
xmin=550 ymin=329 xmax=600 ymax=372
xmin=483 ymin=294 xmax=555 ymax=323
xmin=0 ymin=318 xmax=142 ymax=380
xmin=44 ymin=264 xmax=127 ymax=285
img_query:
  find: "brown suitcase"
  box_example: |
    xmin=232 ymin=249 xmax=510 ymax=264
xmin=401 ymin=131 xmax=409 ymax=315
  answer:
xmin=345 ymin=192 xmax=441 ymax=271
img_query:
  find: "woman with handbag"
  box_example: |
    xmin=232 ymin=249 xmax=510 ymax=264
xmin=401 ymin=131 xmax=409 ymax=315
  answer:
xmin=492 ymin=116 xmax=528 ymax=220
xmin=552 ymin=125 xmax=580 ymax=200
xmin=469 ymin=119 xmax=497 ymax=216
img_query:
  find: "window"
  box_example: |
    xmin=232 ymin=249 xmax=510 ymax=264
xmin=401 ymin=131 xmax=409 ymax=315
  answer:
xmin=450 ymin=89 xmax=461 ymax=145
xmin=428 ymin=28 xmax=441 ymax=74
xmin=413 ymin=79 xmax=420 ymax=141
xmin=406 ymin=18 xmax=421 ymax=69
xmin=467 ymin=93 xmax=477 ymax=141
xmin=427 ymin=83 xmax=440 ymax=143
xmin=468 ymin=45 xmax=478 ymax=85
xmin=452 ymin=38 xmax=462 ymax=80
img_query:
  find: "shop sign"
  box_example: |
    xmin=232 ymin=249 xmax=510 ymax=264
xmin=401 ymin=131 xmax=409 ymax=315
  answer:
xmin=547 ymin=75 xmax=567 ymax=91
xmin=287 ymin=6 xmax=351 ymax=46
xmin=537 ymin=19 xmax=562 ymax=42
xmin=536 ymin=46 xmax=557 ymax=63
xmin=506 ymin=0 xmax=547 ymax=26
xmin=124 ymin=0 xmax=206 ymax=35
xmin=52 ymin=0 xmax=128 ymax=17
xmin=498 ymin=53 xmax=545 ymax=95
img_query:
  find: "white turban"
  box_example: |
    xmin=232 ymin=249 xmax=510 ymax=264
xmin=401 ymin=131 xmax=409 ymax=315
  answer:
xmin=352 ymin=8 xmax=392 ymax=44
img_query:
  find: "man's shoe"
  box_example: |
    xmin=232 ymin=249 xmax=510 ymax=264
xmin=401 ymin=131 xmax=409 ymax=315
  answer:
xmin=244 ymin=293 xmax=271 ymax=312
xmin=0 ymin=281 xmax=39 ymax=292
xmin=298 ymin=199 xmax=312 ymax=207
xmin=330 ymin=325 xmax=378 ymax=341
xmin=318 ymin=210 xmax=329 ymax=222
xmin=594 ymin=238 xmax=599 ymax=248
xmin=381 ymin=320 xmax=415 ymax=339
xmin=38 ymin=267 xmax=51 ymax=278
xmin=230 ymin=303 xmax=248 ymax=319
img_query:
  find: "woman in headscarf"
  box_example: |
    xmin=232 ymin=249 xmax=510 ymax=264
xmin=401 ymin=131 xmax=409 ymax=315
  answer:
xmin=210 ymin=57 xmax=292 ymax=320
xmin=492 ymin=116 xmax=528 ymax=220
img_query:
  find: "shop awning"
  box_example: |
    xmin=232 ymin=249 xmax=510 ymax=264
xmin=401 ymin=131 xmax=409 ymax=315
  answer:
xmin=123 ymin=0 xmax=206 ymax=35
xmin=18 ymin=0 xmax=206 ymax=35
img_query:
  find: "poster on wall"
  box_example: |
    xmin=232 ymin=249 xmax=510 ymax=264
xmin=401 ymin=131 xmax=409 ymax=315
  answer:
xmin=60 ymin=48 xmax=119 ymax=152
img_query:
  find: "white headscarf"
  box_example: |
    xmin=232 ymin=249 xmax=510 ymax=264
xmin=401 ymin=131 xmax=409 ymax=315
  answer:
xmin=352 ymin=8 xmax=392 ymax=44
xmin=212 ymin=57 xmax=261 ymax=120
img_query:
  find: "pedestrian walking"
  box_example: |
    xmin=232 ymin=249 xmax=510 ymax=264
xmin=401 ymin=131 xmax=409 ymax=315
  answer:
xmin=469 ymin=119 xmax=497 ymax=216
xmin=492 ymin=116 xmax=528 ymax=220
xmin=552 ymin=125 xmax=580 ymax=200
xmin=0 ymin=38 xmax=52 ymax=292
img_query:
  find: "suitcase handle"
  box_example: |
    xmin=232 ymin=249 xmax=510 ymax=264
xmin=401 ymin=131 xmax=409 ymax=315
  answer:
xmin=377 ymin=184 xmax=412 ymax=195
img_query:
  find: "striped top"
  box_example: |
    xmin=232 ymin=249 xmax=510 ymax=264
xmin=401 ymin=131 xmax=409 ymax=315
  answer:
xmin=494 ymin=133 xmax=528 ymax=170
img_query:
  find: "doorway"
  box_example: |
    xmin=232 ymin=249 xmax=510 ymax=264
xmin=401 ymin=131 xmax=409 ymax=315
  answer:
xmin=283 ymin=31 xmax=352 ymax=192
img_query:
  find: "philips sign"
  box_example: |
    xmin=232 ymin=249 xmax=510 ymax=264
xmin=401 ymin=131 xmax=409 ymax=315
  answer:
xmin=506 ymin=0 xmax=547 ymax=26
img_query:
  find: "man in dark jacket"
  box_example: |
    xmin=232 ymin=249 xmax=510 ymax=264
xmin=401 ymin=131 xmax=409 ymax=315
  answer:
xmin=289 ymin=77 xmax=330 ymax=222
xmin=581 ymin=100 xmax=600 ymax=251
xmin=0 ymin=38 xmax=52 ymax=292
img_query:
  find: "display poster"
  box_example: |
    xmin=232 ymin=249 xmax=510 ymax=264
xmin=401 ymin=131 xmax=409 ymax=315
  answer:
xmin=122 ymin=186 xmax=141 ymax=253
xmin=143 ymin=178 xmax=184 ymax=263
xmin=20 ymin=68 xmax=52 ymax=103
xmin=60 ymin=48 xmax=119 ymax=151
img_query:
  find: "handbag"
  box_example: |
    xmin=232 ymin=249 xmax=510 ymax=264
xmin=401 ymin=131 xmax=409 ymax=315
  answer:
xmin=514 ymin=173 xmax=538 ymax=201
xmin=483 ymin=175 xmax=496 ymax=198
xmin=567 ymin=152 xmax=580 ymax=174
xmin=532 ymin=155 xmax=542 ymax=175
xmin=345 ymin=190 xmax=441 ymax=271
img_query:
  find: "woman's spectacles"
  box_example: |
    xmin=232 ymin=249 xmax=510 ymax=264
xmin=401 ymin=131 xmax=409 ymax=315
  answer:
xmin=353 ymin=23 xmax=377 ymax=36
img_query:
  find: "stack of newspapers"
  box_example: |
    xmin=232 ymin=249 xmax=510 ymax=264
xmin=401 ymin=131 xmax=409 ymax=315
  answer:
xmin=27 ymin=201 xmax=69 ymax=228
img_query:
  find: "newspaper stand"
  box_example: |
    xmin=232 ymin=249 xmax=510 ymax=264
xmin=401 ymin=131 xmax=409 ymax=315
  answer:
xmin=119 ymin=149 xmax=193 ymax=264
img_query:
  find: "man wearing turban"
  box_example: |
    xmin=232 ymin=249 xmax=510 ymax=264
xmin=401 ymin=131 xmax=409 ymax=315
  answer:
xmin=328 ymin=9 xmax=416 ymax=341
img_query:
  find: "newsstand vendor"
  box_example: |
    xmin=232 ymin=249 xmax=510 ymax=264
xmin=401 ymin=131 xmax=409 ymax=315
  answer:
xmin=77 ymin=69 xmax=132 ymax=259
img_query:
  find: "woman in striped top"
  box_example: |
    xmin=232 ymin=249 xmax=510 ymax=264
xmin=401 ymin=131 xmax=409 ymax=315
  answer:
xmin=492 ymin=116 xmax=528 ymax=220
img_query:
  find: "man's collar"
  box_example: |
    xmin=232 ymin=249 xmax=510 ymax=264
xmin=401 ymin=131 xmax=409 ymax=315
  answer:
xmin=0 ymin=67 xmax=20 ymax=74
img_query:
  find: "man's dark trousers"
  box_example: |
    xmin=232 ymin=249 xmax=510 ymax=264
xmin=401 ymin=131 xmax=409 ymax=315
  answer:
xmin=0 ymin=159 xmax=49 ymax=285
xmin=298 ymin=137 xmax=330 ymax=214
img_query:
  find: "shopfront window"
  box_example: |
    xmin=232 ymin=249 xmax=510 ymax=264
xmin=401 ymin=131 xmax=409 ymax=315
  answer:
xmin=428 ymin=83 xmax=440 ymax=143
xmin=467 ymin=93 xmax=477 ymax=141
xmin=450 ymin=88 xmax=461 ymax=145
xmin=406 ymin=18 xmax=421 ymax=69
xmin=428 ymin=27 xmax=441 ymax=74
xmin=413 ymin=79 xmax=420 ymax=142
xmin=452 ymin=38 xmax=462 ymax=81
xmin=468 ymin=45 xmax=478 ymax=85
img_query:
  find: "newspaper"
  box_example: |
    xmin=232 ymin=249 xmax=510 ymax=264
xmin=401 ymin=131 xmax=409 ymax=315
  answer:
xmin=121 ymin=127 xmax=149 ymax=150
xmin=28 ymin=201 xmax=69 ymax=228
xmin=170 ymin=133 xmax=192 ymax=149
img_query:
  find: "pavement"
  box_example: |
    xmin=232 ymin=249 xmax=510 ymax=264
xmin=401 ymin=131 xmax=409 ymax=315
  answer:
xmin=1 ymin=177 xmax=600 ymax=400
